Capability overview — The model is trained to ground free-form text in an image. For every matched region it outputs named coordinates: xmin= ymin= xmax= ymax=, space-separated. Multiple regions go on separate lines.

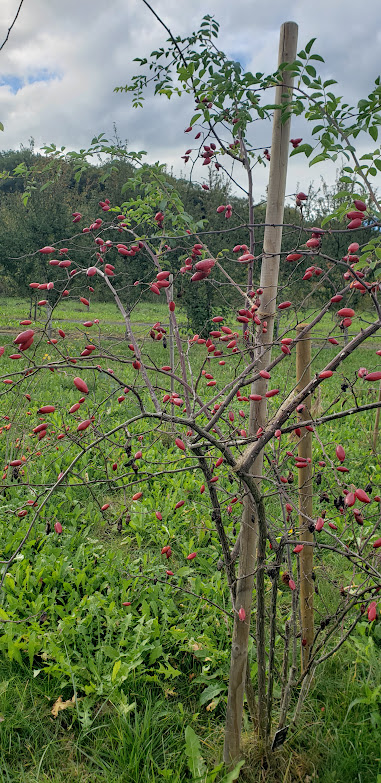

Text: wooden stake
xmin=372 ymin=379 xmax=381 ymax=453
xmin=223 ymin=21 xmax=298 ymax=764
xmin=169 ymin=274 xmax=175 ymax=425
xmin=296 ymin=324 xmax=314 ymax=672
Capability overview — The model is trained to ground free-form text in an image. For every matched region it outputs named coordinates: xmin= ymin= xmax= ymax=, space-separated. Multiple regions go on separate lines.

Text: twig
xmin=0 ymin=0 xmax=25 ymax=53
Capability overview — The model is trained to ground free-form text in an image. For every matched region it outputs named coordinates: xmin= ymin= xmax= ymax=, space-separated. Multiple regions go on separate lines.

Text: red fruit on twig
xmin=367 ymin=602 xmax=377 ymax=622
xmin=347 ymin=218 xmax=362 ymax=229
xmin=77 ymin=420 xmax=91 ymax=432
xmin=355 ymin=488 xmax=371 ymax=503
xmin=73 ymin=377 xmax=89 ymax=394
xmin=353 ymin=200 xmax=366 ymax=211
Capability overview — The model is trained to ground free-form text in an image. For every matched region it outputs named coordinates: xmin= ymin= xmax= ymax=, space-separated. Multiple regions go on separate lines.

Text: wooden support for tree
xmin=223 ymin=21 xmax=298 ymax=764
xmin=169 ymin=274 xmax=175 ymax=425
xmin=296 ymin=324 xmax=314 ymax=672
xmin=46 ymin=303 xmax=52 ymax=341
xmin=372 ymin=379 xmax=381 ymax=453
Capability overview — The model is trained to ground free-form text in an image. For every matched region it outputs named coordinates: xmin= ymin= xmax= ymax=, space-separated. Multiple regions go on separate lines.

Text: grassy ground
xmin=0 ymin=296 xmax=378 ymax=345
xmin=0 ymin=295 xmax=380 ymax=782
xmin=0 ymin=643 xmax=380 ymax=782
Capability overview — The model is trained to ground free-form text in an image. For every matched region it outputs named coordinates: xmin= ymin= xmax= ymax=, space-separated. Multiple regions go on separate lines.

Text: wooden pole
xmin=169 ymin=274 xmax=175 ymax=426
xmin=372 ymin=379 xmax=381 ymax=453
xmin=46 ymin=303 xmax=52 ymax=341
xmin=296 ymin=324 xmax=314 ymax=672
xmin=223 ymin=21 xmax=298 ymax=764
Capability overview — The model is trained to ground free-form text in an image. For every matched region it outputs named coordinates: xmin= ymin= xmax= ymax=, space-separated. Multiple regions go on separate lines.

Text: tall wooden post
xmin=46 ymin=303 xmax=52 ymax=341
xmin=169 ymin=274 xmax=175 ymax=426
xmin=223 ymin=21 xmax=298 ymax=764
xmin=296 ymin=324 xmax=314 ymax=671
xmin=372 ymin=379 xmax=381 ymax=453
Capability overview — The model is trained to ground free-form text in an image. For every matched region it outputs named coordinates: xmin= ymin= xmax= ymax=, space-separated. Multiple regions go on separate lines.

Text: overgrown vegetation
xmin=0 ymin=8 xmax=380 ymax=782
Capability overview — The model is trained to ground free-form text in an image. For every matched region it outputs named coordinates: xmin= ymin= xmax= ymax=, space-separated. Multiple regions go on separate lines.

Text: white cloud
xmin=0 ymin=0 xmax=380 ymax=201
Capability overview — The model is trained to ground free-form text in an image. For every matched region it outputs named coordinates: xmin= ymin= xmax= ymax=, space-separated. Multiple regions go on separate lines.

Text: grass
xmin=0 ymin=297 xmax=188 ymax=341
xmin=0 ymin=643 xmax=380 ymax=782
xmin=0 ymin=659 xmax=192 ymax=782
xmin=0 ymin=294 xmax=380 ymax=782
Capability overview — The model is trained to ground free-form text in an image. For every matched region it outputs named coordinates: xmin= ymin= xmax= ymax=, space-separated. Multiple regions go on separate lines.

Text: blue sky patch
xmin=0 ymin=75 xmax=23 ymax=93
xmin=28 ymin=69 xmax=59 ymax=85
xmin=228 ymin=51 xmax=250 ymax=71
xmin=0 ymin=70 xmax=59 ymax=94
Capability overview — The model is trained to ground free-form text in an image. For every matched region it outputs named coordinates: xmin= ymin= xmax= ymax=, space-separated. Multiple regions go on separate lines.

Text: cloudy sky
xmin=1 ymin=0 xmax=380 ymax=202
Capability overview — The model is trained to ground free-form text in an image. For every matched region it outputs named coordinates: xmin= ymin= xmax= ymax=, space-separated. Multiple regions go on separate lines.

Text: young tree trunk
xmin=296 ymin=325 xmax=314 ymax=671
xmin=223 ymin=21 xmax=298 ymax=765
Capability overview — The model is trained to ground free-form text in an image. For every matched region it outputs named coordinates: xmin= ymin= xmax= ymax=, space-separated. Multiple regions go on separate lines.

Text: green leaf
xmin=309 ymin=153 xmax=327 ymax=165
xmin=221 ymin=761 xmax=245 ymax=783
xmin=0 ymin=122 xmax=4 ymax=131
xmin=306 ymin=65 xmax=316 ymax=77
xmin=281 ymin=62 xmax=301 ymax=72
xmin=185 ymin=726 xmax=206 ymax=781
xmin=369 ymin=126 xmax=378 ymax=141
xmin=305 ymin=38 xmax=316 ymax=54
xmin=309 ymin=53 xmax=325 ymax=62
xmin=199 ymin=683 xmax=224 ymax=706
xmin=112 ymin=659 xmax=121 ymax=683
xmin=321 ymin=214 xmax=334 ymax=226
xmin=290 ymin=143 xmax=313 ymax=157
